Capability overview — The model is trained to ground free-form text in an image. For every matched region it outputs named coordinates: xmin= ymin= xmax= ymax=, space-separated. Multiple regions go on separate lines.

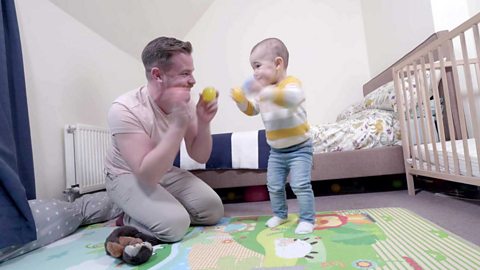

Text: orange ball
xmin=331 ymin=183 xmax=341 ymax=193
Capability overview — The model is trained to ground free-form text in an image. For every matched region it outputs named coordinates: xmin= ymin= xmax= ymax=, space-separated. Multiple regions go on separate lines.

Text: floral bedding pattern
xmin=310 ymin=81 xmax=402 ymax=153
xmin=311 ymin=109 xmax=401 ymax=153
xmin=336 ymin=81 xmax=396 ymax=122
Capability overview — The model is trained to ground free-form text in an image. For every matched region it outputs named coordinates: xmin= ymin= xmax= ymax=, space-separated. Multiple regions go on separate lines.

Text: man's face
xmin=160 ymin=52 xmax=196 ymax=105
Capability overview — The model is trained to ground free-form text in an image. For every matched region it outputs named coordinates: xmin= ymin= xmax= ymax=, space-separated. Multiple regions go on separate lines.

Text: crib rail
xmin=393 ymin=12 xmax=480 ymax=195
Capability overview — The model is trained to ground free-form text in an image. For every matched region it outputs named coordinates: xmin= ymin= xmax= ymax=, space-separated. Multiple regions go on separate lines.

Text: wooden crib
xmin=393 ymin=13 xmax=480 ymax=195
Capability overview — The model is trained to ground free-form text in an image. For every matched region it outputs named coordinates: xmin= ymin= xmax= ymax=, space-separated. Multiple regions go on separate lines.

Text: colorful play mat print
xmin=1 ymin=207 xmax=479 ymax=269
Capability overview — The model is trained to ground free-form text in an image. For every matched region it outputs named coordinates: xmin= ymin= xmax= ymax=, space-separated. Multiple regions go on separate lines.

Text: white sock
xmin=266 ymin=216 xmax=288 ymax=228
xmin=295 ymin=221 xmax=314 ymax=234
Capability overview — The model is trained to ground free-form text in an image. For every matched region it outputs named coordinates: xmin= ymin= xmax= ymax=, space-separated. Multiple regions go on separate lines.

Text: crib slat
xmin=394 ymin=72 xmax=415 ymax=195
xmin=419 ymin=57 xmax=434 ymax=171
xmin=449 ymin=36 xmax=471 ymax=175
xmin=421 ymin=55 xmax=440 ymax=172
xmin=398 ymin=70 xmax=413 ymax=166
xmin=408 ymin=61 xmax=424 ymax=169
xmin=402 ymin=67 xmax=419 ymax=170
xmin=459 ymin=32 xmax=476 ymax=176
xmin=429 ymin=51 xmax=450 ymax=173
xmin=413 ymin=58 xmax=430 ymax=169
xmin=471 ymin=24 xmax=480 ymax=173
xmin=438 ymin=45 xmax=461 ymax=172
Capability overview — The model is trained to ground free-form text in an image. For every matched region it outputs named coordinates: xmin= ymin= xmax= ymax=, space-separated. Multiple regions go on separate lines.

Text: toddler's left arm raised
xmin=230 ymin=87 xmax=259 ymax=116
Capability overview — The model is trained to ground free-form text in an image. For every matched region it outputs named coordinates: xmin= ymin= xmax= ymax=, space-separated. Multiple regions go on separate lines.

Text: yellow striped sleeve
xmin=266 ymin=122 xmax=310 ymax=141
xmin=232 ymin=87 xmax=257 ymax=116
xmin=273 ymin=88 xmax=286 ymax=107
xmin=277 ymin=76 xmax=301 ymax=90
xmin=245 ymin=102 xmax=256 ymax=116
xmin=273 ymin=76 xmax=301 ymax=106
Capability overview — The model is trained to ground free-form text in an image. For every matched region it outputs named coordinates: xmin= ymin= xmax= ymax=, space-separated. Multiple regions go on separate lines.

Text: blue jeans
xmin=267 ymin=139 xmax=315 ymax=224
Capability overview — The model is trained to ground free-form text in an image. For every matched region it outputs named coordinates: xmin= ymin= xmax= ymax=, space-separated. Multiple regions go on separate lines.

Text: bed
xmin=393 ymin=14 xmax=480 ymax=195
xmin=187 ymin=32 xmax=450 ymax=190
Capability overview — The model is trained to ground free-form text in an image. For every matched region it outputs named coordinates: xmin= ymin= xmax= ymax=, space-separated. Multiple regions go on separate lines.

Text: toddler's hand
xmin=230 ymin=87 xmax=247 ymax=104
xmin=242 ymin=76 xmax=262 ymax=94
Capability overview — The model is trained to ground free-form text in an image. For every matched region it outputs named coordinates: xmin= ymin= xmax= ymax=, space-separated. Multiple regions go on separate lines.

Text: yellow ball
xmin=202 ymin=87 xmax=217 ymax=102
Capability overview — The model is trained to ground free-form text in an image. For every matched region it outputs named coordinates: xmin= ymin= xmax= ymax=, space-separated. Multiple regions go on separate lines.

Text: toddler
xmin=231 ymin=38 xmax=315 ymax=234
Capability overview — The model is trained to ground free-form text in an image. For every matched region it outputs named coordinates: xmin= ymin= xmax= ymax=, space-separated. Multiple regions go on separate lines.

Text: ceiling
xmin=49 ymin=0 xmax=215 ymax=59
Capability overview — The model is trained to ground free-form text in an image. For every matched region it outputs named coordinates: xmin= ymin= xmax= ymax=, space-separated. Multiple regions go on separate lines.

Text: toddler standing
xmin=231 ymin=38 xmax=315 ymax=234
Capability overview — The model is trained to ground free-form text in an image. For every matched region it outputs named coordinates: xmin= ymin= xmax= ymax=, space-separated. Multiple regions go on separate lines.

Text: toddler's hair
xmin=251 ymin=38 xmax=289 ymax=68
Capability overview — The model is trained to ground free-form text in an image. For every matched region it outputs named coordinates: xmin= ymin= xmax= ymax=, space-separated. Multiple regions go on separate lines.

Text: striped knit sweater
xmin=232 ymin=76 xmax=310 ymax=149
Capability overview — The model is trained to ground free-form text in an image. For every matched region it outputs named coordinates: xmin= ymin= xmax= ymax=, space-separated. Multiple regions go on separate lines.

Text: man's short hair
xmin=141 ymin=37 xmax=192 ymax=79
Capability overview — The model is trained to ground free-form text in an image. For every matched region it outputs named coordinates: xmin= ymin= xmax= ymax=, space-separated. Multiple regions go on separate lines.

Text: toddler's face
xmin=249 ymin=47 xmax=278 ymax=87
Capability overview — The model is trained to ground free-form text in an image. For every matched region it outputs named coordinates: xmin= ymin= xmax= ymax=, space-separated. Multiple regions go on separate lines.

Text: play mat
xmin=1 ymin=207 xmax=479 ymax=269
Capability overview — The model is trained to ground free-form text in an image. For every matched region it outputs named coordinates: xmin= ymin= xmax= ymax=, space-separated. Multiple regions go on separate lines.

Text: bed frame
xmin=193 ymin=31 xmax=450 ymax=190
xmin=393 ymin=14 xmax=480 ymax=195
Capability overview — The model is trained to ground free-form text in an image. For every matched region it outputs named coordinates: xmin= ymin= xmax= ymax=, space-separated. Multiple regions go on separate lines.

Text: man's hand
xmin=196 ymin=92 xmax=218 ymax=124
xmin=170 ymin=102 xmax=192 ymax=130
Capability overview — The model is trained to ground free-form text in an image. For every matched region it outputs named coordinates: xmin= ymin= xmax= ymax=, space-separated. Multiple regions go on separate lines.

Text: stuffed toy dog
xmin=105 ymin=226 xmax=161 ymax=265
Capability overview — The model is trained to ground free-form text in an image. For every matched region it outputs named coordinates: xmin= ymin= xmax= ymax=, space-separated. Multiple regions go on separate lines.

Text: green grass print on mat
xmin=2 ymin=207 xmax=479 ymax=270
xmin=132 ymin=207 xmax=480 ymax=269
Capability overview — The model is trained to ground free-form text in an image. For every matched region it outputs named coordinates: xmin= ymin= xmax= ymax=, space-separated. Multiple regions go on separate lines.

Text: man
xmin=104 ymin=37 xmax=223 ymax=242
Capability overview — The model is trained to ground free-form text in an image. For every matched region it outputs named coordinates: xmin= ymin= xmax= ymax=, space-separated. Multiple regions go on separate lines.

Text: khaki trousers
xmin=105 ymin=167 xmax=224 ymax=242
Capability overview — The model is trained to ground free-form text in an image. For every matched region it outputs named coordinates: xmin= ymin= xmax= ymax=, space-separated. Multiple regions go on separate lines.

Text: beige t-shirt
xmin=104 ymin=85 xmax=191 ymax=177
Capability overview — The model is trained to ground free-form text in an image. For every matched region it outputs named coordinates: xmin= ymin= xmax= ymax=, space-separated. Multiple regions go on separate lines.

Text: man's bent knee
xmin=152 ymin=213 xmax=190 ymax=242
xmin=203 ymin=200 xmax=224 ymax=225
xmin=192 ymin=196 xmax=224 ymax=225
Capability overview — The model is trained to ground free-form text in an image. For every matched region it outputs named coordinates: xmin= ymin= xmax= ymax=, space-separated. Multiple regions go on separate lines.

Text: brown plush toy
xmin=105 ymin=226 xmax=161 ymax=265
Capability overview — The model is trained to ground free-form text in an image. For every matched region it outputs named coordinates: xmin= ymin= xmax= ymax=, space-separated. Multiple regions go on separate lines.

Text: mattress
xmin=409 ymin=138 xmax=480 ymax=177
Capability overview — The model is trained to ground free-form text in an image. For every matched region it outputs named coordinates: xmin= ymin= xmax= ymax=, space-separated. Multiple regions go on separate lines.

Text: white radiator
xmin=64 ymin=124 xmax=110 ymax=194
